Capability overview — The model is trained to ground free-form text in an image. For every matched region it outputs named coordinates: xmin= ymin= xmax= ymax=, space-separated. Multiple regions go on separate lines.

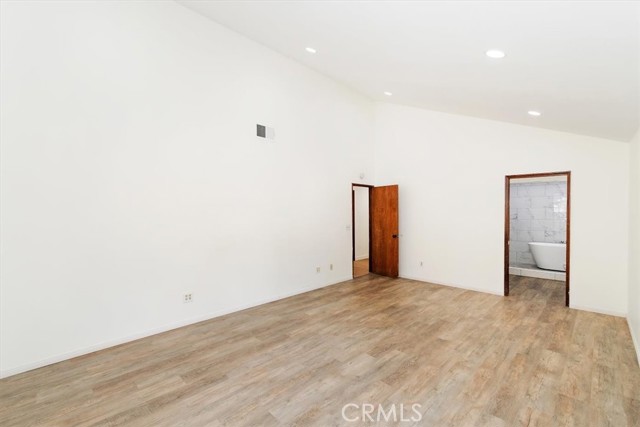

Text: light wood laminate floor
xmin=1 ymin=275 xmax=638 ymax=426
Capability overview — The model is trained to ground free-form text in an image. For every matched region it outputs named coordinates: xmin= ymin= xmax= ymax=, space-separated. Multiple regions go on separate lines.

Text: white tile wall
xmin=509 ymin=181 xmax=567 ymax=268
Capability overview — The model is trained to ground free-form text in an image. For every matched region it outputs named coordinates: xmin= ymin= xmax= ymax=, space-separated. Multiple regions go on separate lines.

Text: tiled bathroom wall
xmin=509 ymin=181 xmax=567 ymax=267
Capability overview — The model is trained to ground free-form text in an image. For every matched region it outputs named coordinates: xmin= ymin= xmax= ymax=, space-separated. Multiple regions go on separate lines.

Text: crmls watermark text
xmin=341 ymin=403 xmax=422 ymax=423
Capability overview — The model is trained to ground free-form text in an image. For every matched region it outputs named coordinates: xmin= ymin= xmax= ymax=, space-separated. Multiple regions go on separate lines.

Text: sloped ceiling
xmin=179 ymin=1 xmax=640 ymax=142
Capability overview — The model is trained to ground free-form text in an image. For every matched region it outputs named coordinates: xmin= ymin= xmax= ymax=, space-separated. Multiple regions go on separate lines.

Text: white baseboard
xmin=399 ymin=276 xmax=630 ymax=320
xmin=0 ymin=275 xmax=352 ymax=379
xmin=398 ymin=274 xmax=504 ymax=296
xmin=568 ymin=304 xmax=627 ymax=318
xmin=5 ymin=274 xmax=632 ymax=378
xmin=355 ymin=254 xmax=369 ymax=261
xmin=627 ymin=318 xmax=640 ymax=367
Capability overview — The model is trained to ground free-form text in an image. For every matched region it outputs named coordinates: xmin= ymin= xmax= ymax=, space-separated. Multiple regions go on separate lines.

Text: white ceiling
xmin=178 ymin=1 xmax=640 ymax=142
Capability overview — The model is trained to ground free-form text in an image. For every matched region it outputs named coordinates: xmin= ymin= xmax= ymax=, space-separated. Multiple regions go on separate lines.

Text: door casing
xmin=352 ymin=184 xmax=373 ymax=276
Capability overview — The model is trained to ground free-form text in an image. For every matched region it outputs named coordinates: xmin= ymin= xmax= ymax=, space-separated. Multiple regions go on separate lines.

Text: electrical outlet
xmin=316 ymin=267 xmax=321 ymax=273
xmin=420 ymin=261 xmax=423 ymax=267
xmin=330 ymin=264 xmax=333 ymax=271
xmin=183 ymin=293 xmax=193 ymax=303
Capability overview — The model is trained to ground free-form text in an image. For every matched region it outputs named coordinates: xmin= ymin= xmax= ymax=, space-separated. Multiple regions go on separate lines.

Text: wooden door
xmin=370 ymin=185 xmax=399 ymax=277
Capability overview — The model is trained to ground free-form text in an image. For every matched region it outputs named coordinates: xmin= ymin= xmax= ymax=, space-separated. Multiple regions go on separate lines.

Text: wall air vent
xmin=256 ymin=124 xmax=275 ymax=141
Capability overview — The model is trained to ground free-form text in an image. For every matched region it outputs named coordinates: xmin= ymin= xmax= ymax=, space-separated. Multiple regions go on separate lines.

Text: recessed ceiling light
xmin=305 ymin=47 xmax=317 ymax=54
xmin=528 ymin=110 xmax=542 ymax=117
xmin=486 ymin=49 xmax=506 ymax=59
xmin=384 ymin=91 xmax=392 ymax=96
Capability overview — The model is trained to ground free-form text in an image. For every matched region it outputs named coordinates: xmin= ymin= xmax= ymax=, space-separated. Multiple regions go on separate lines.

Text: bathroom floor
xmin=509 ymin=273 xmax=565 ymax=305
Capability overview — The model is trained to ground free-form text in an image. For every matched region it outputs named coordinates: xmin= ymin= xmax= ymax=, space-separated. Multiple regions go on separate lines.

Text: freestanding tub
xmin=528 ymin=242 xmax=566 ymax=271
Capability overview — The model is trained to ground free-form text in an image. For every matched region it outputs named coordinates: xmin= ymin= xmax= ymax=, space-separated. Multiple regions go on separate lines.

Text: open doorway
xmin=504 ymin=171 xmax=571 ymax=306
xmin=352 ymin=184 xmax=371 ymax=277
xmin=351 ymin=183 xmax=399 ymax=279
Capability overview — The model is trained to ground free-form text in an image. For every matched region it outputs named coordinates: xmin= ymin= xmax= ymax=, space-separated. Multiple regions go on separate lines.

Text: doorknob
xmin=392 ymin=234 xmax=398 ymax=238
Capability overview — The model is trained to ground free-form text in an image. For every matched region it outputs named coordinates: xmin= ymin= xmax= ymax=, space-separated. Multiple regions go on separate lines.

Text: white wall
xmin=509 ymin=181 xmax=567 ymax=267
xmin=1 ymin=0 xmax=636 ymax=379
xmin=629 ymin=125 xmax=640 ymax=362
xmin=0 ymin=1 xmax=374 ymax=377
xmin=628 ymin=14 xmax=640 ymax=365
xmin=354 ymin=186 xmax=369 ymax=260
xmin=374 ymin=103 xmax=630 ymax=315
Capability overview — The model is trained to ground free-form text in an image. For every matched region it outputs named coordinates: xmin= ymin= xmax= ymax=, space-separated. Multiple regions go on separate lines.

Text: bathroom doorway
xmin=352 ymin=184 xmax=371 ymax=277
xmin=504 ymin=171 xmax=571 ymax=306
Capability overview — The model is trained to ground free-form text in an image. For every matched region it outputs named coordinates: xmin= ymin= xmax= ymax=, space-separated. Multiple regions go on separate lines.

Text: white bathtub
xmin=528 ymin=242 xmax=566 ymax=271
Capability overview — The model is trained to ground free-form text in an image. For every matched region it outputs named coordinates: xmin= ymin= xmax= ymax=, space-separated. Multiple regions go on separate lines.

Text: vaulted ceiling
xmin=179 ymin=1 xmax=639 ymax=142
